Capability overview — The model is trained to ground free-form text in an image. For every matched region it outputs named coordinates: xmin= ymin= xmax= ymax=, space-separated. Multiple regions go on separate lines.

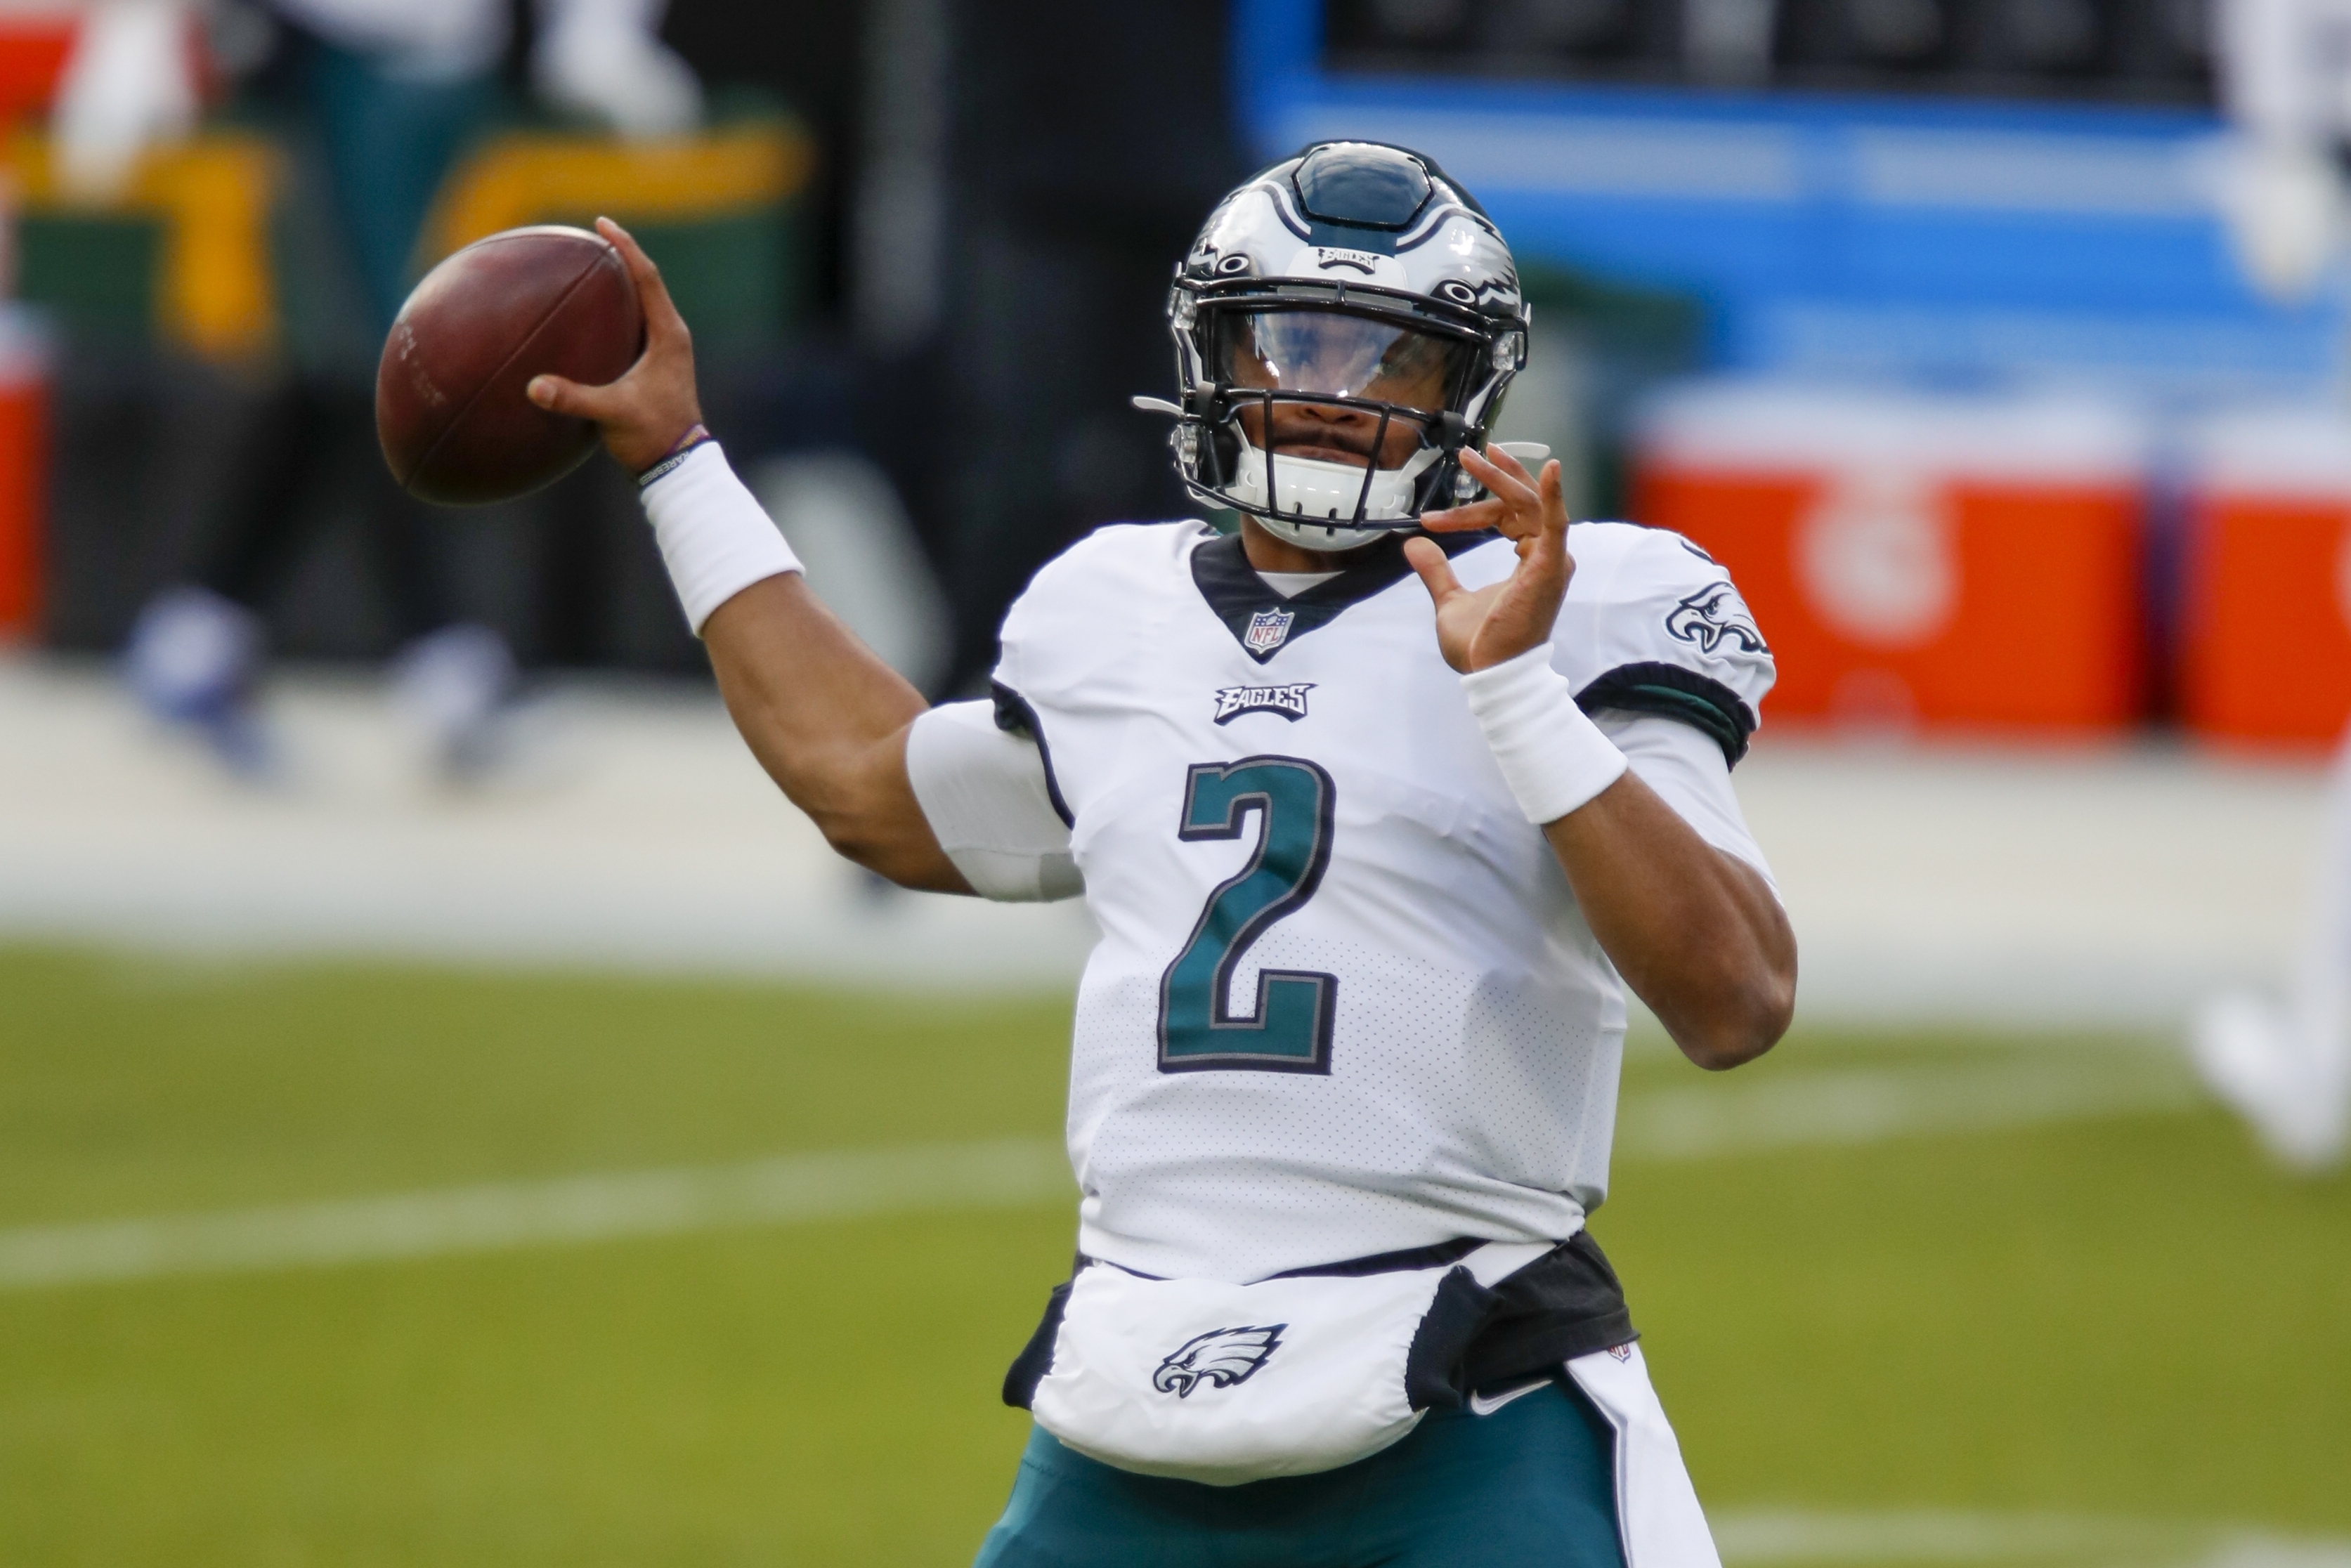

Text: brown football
xmin=376 ymin=226 xmax=644 ymax=506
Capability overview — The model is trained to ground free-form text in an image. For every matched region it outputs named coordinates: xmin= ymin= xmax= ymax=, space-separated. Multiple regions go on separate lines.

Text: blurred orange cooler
xmin=2180 ymin=407 xmax=2351 ymax=748
xmin=0 ymin=10 xmax=63 ymax=643
xmin=1629 ymin=382 xmax=2147 ymax=733
xmin=0 ymin=11 xmax=76 ymax=124
xmin=0 ymin=307 xmax=44 ymax=642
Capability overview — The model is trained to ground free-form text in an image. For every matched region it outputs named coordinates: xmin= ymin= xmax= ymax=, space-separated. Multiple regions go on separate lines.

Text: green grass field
xmin=1 ymin=946 xmax=2345 ymax=1566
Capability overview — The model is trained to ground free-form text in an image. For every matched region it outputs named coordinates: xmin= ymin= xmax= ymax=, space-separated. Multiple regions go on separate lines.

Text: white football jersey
xmin=951 ymin=520 xmax=1774 ymax=1283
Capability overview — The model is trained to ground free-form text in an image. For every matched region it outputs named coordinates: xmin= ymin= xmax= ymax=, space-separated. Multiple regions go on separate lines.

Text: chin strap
xmin=1130 ymin=388 xmax=1488 ymax=531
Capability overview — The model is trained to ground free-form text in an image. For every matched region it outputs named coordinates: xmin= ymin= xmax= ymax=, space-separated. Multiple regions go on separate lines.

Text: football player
xmin=2210 ymin=0 xmax=2351 ymax=303
xmin=2192 ymin=738 xmax=2351 ymax=1171
xmin=72 ymin=0 xmax=699 ymax=778
xmin=529 ymin=143 xmax=1796 ymax=1566
xmin=2168 ymin=0 xmax=2351 ymax=1169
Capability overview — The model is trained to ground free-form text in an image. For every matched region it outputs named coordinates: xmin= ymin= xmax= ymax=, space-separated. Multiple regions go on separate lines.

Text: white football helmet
xmin=1137 ymin=141 xmax=1529 ymax=551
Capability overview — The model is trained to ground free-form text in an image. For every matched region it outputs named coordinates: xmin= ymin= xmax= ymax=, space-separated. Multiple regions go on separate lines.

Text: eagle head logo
xmin=1665 ymin=583 xmax=1767 ymax=658
xmin=1151 ymin=1324 xmax=1286 ymax=1398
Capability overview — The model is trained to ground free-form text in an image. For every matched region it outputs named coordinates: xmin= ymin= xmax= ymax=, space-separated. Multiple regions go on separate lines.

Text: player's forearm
xmin=617 ymin=431 xmax=964 ymax=887
xmin=1542 ymin=773 xmax=1795 ymax=1070
xmin=701 ymin=576 xmax=970 ymax=892
xmin=1452 ymin=644 xmax=1790 ymax=1067
xmin=528 ymin=226 xmax=961 ymax=890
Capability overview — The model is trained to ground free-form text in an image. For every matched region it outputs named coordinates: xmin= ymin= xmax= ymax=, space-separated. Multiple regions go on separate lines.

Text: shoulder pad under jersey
xmin=1556 ymin=522 xmax=1775 ymax=766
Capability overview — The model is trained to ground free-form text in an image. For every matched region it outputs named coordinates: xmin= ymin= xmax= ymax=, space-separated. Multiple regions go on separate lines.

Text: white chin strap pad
xmin=1258 ymin=515 xmax=1388 ymax=552
xmin=1229 ymin=436 xmax=1440 ymax=551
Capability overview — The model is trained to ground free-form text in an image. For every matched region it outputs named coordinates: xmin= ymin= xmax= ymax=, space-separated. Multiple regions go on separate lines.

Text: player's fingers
xmin=1419 ymin=497 xmax=1506 ymax=533
xmin=526 ymin=373 xmax=620 ymax=419
xmin=1468 ymin=497 xmax=1541 ymax=543
xmin=1459 ymin=445 xmax=1537 ymax=506
xmin=1521 ymin=508 xmax=1568 ymax=579
xmin=597 ymin=216 xmax=689 ymax=347
xmin=1516 ymin=463 xmax=1575 ymax=584
xmin=1457 ymin=448 xmax=1540 ymax=537
xmin=1402 ymin=536 xmax=1464 ymax=606
xmin=1482 ymin=442 xmax=1535 ymax=487
xmin=596 ymin=218 xmax=667 ymax=312
xmin=1535 ymin=460 xmax=1570 ymax=547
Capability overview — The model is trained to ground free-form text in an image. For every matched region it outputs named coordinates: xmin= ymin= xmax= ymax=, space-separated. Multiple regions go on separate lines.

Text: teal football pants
xmin=972 ymin=1378 xmax=1629 ymax=1567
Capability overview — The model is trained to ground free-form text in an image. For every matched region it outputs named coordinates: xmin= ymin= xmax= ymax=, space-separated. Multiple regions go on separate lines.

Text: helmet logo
xmin=1284 ymin=244 xmax=1406 ymax=286
xmin=1243 ymin=607 xmax=1297 ymax=655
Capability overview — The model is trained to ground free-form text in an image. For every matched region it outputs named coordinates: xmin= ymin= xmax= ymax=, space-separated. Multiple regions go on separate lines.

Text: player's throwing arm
xmin=526 ymin=219 xmax=970 ymax=894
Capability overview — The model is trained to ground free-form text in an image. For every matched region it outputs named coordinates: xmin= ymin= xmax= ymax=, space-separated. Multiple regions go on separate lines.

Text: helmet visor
xmin=1213 ymin=309 xmax=1473 ymax=417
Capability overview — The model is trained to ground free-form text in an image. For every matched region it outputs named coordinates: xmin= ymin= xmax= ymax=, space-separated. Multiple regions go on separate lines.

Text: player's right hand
xmin=526 ymin=217 xmax=705 ymax=474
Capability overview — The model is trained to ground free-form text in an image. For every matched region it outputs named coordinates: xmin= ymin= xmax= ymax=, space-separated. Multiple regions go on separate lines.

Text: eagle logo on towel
xmin=1152 ymin=1325 xmax=1286 ymax=1398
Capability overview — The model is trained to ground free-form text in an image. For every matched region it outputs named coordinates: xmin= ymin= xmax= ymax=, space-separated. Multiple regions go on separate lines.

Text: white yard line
xmin=1712 ymin=1508 xmax=2351 ymax=1567
xmin=1617 ymin=1056 xmax=2201 ymax=1162
xmin=0 ymin=1138 xmax=1072 ymax=1293
xmin=0 ymin=1057 xmax=2204 ymax=1295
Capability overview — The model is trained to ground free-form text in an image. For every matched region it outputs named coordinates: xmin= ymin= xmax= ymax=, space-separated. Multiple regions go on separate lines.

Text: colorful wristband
xmin=636 ymin=423 xmax=714 ymax=489
xmin=637 ymin=441 xmax=803 ymax=635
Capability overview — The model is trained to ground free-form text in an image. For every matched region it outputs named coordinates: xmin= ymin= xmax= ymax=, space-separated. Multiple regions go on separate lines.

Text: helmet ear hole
xmin=1436 ymin=280 xmax=1476 ymax=305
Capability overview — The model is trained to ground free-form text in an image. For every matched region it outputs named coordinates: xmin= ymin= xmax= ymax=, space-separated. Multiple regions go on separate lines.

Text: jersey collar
xmin=1190 ymin=527 xmax=1496 ymax=665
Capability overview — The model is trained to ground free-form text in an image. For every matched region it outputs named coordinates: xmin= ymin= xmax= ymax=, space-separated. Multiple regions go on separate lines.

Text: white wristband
xmin=637 ymin=441 xmax=802 ymax=635
xmin=1460 ymin=645 xmax=1628 ymax=825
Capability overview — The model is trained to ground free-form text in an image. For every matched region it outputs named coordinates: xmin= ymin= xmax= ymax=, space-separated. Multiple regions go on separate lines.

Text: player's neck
xmin=1237 ymin=517 xmax=1382 ymax=577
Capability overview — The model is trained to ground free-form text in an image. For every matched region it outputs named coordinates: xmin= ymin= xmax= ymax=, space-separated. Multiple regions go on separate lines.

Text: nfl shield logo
xmin=1244 ymin=607 xmax=1296 ymax=655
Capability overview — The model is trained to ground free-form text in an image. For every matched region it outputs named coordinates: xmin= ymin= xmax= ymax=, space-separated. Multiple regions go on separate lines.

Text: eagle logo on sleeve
xmin=1152 ymin=1324 xmax=1286 ymax=1397
xmin=1665 ymin=582 xmax=1768 ymax=657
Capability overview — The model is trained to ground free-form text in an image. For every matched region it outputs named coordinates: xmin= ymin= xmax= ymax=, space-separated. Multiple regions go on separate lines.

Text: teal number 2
xmin=1157 ymin=757 xmax=1339 ymax=1074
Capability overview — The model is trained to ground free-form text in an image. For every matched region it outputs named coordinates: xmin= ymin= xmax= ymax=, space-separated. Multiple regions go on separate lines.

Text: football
xmin=375 ymin=225 xmax=645 ymax=506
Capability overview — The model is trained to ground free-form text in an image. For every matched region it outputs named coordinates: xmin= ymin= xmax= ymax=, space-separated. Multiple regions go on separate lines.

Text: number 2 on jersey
xmin=1157 ymin=757 xmax=1339 ymax=1074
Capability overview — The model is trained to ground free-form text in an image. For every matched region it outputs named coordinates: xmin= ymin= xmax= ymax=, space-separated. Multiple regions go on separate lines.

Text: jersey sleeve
xmin=1566 ymin=528 xmax=1776 ymax=767
xmin=1594 ymin=712 xmax=1776 ymax=890
xmin=903 ymin=700 xmax=1082 ymax=903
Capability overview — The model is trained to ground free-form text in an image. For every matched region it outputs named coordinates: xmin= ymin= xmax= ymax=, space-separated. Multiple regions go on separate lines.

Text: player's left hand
xmin=1405 ymin=445 xmax=1575 ymax=672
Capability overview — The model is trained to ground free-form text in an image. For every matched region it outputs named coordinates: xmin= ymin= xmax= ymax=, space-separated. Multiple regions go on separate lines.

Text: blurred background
xmin=0 ymin=1 xmax=2346 ymax=1564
